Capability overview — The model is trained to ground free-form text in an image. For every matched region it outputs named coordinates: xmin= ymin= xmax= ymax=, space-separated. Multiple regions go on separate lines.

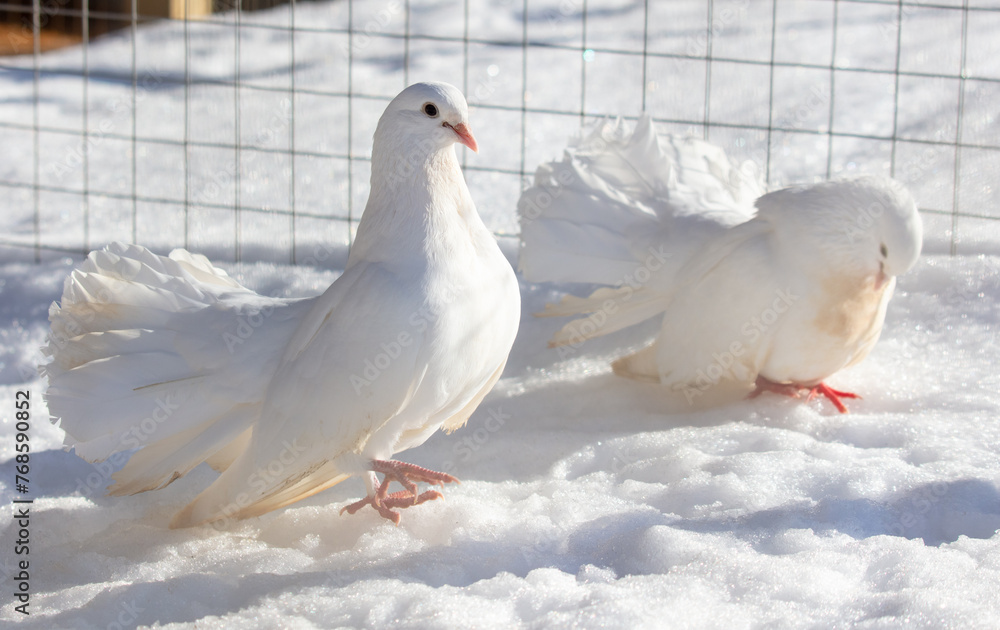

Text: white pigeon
xmin=42 ymin=81 xmax=521 ymax=527
xmin=518 ymin=115 xmax=922 ymax=412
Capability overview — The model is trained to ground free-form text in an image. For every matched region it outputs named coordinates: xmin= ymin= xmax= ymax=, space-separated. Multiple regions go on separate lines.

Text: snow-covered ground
xmin=1 ymin=1 xmax=999 ymax=628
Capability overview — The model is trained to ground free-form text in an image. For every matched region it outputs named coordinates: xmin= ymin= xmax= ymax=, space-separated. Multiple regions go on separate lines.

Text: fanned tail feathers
xmin=538 ymin=286 xmax=670 ymax=347
xmin=518 ymin=116 xmax=666 ymax=286
xmin=41 ymin=242 xmax=302 ymax=498
xmin=519 ymin=115 xmax=762 ymax=345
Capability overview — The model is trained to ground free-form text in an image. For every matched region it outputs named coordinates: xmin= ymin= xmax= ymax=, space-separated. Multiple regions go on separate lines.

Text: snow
xmin=1 ymin=1 xmax=999 ymax=628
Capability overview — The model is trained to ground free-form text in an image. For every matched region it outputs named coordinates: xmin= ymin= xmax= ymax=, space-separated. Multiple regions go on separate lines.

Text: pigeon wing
xmin=168 ymin=261 xmax=437 ymax=527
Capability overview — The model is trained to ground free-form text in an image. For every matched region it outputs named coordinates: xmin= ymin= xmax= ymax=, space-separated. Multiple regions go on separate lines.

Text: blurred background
xmin=0 ymin=0 xmax=997 ymax=266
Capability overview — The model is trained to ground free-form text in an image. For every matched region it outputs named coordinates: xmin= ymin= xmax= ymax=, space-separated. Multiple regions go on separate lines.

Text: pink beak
xmin=445 ymin=122 xmax=478 ymax=153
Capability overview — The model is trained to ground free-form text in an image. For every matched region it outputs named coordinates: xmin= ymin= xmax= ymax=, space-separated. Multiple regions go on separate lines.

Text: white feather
xmin=518 ymin=115 xmax=922 ymax=409
xmin=43 ymin=82 xmax=520 ymax=526
xmin=43 ymin=242 xmax=310 ymax=481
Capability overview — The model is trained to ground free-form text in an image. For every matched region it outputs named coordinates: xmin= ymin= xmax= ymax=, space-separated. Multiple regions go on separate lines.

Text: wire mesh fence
xmin=0 ymin=0 xmax=997 ymax=266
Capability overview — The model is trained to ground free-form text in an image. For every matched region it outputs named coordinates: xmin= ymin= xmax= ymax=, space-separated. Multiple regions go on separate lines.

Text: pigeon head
xmin=374 ymin=82 xmax=478 ymax=160
xmin=758 ymin=176 xmax=922 ymax=288
xmin=863 ymin=178 xmax=922 ymax=281
xmin=831 ymin=176 xmax=922 ymax=288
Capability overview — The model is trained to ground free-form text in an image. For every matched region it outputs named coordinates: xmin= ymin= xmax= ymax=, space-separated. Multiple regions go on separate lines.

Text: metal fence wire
xmin=0 ymin=0 xmax=997 ymax=266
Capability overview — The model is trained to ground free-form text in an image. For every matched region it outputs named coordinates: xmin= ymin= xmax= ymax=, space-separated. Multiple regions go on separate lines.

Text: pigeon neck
xmin=348 ymin=138 xmax=471 ymax=268
xmin=370 ymin=130 xmax=464 ymax=194
xmin=369 ymin=134 xmax=466 ymax=214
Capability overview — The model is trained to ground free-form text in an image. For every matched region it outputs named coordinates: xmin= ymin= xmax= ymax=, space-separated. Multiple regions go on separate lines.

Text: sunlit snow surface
xmin=1 ymin=1 xmax=999 ymax=628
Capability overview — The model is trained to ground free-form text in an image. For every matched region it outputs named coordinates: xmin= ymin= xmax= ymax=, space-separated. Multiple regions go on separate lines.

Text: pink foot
xmin=340 ymin=489 xmax=444 ymax=525
xmin=747 ymin=376 xmax=803 ymax=400
xmin=748 ymin=375 xmax=860 ymax=414
xmin=340 ymin=460 xmax=459 ymax=524
xmin=805 ymin=382 xmax=860 ymax=414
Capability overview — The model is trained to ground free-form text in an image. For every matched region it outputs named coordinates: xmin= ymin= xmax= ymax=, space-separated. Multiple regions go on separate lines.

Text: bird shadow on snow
xmin=406 ymin=279 xmax=780 ymax=483
xmin=23 ymin=515 xmax=678 ymax=630
xmin=439 ymin=357 xmax=1000 ymax=547
xmin=661 ymin=477 xmax=1000 ymax=549
xmin=0 ymin=447 xmax=114 ymax=500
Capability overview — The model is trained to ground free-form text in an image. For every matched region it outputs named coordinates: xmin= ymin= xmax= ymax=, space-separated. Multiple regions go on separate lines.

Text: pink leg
xmin=747 ymin=376 xmax=804 ymax=400
xmin=371 ymin=460 xmax=459 ymax=505
xmin=340 ymin=460 xmax=459 ymax=524
xmin=805 ymin=382 xmax=861 ymax=414
xmin=748 ymin=375 xmax=860 ymax=413
xmin=340 ymin=489 xmax=445 ymax=525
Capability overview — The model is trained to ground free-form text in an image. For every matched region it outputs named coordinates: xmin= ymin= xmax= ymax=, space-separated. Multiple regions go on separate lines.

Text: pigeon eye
xmin=879 ymin=243 xmax=888 ymax=258
xmin=422 ymin=103 xmax=439 ymax=118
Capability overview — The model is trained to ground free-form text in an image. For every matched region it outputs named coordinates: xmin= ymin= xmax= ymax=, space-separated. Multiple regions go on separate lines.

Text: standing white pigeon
xmin=518 ymin=115 xmax=921 ymax=412
xmin=42 ymin=81 xmax=520 ymax=527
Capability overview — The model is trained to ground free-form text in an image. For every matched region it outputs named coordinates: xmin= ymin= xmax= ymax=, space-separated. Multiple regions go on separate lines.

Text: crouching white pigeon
xmin=42 ymin=81 xmax=520 ymax=527
xmin=518 ymin=115 xmax=921 ymax=412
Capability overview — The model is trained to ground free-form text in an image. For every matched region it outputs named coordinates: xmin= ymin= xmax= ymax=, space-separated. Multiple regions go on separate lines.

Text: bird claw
xmin=805 ymin=382 xmax=860 ymax=413
xmin=748 ymin=376 xmax=860 ymax=413
xmin=340 ymin=460 xmax=458 ymax=524
xmin=747 ymin=378 xmax=803 ymax=400
xmin=371 ymin=459 xmax=459 ymax=505
xmin=340 ymin=489 xmax=445 ymax=525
